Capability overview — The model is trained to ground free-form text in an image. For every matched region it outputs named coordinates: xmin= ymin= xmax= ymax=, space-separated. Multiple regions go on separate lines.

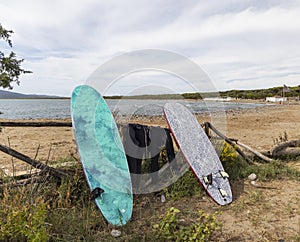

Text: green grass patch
xmin=0 ymin=148 xmax=299 ymax=241
xmin=222 ymin=155 xmax=300 ymax=181
xmin=220 ymin=141 xmax=300 ymax=180
xmin=164 ymin=170 xmax=205 ymax=200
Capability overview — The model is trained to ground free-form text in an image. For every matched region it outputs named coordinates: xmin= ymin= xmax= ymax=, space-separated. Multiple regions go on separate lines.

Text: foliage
xmin=219 ymin=142 xmax=238 ymax=163
xmin=219 ymin=141 xmax=300 ymax=180
xmin=106 ymin=85 xmax=300 ymax=100
xmin=44 ymin=171 xmax=107 ymax=241
xmin=219 ymin=141 xmax=246 ymax=180
xmin=219 ymin=85 xmax=300 ymax=99
xmin=0 ymin=23 xmax=31 ymax=89
xmin=241 ymin=161 xmax=300 ymax=181
xmin=221 ymin=149 xmax=300 ymax=181
xmin=0 ymin=151 xmax=298 ymax=241
xmin=182 ymin=92 xmax=202 ymax=99
xmin=0 ymin=171 xmax=107 ymax=242
xmin=0 ymin=187 xmax=48 ymax=242
xmin=164 ymin=170 xmax=204 ymax=200
xmin=153 ymin=207 xmax=222 ymax=242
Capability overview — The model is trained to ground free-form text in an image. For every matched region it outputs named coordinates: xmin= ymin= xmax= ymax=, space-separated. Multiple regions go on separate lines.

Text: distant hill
xmin=0 ymin=90 xmax=67 ymax=99
xmin=105 ymin=85 xmax=300 ymax=100
xmin=219 ymin=85 xmax=300 ymax=99
xmin=3 ymin=85 xmax=297 ymax=100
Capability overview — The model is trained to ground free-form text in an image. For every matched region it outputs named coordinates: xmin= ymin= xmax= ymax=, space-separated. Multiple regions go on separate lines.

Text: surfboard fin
xmin=91 ymin=187 xmax=105 ymax=200
xmin=219 ymin=171 xmax=229 ymax=179
xmin=218 ymin=188 xmax=227 ymax=197
xmin=203 ymin=174 xmax=213 ymax=185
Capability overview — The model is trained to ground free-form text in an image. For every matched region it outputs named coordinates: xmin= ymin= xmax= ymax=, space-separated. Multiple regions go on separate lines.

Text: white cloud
xmin=1 ymin=0 xmax=300 ymax=95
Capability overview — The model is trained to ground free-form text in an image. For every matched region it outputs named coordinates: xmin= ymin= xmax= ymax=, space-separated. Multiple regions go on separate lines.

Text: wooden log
xmin=0 ymin=121 xmax=72 ymax=127
xmin=235 ymin=141 xmax=273 ymax=163
xmin=0 ymin=144 xmax=69 ymax=179
xmin=204 ymin=122 xmax=253 ymax=163
xmin=271 ymin=139 xmax=300 ymax=158
xmin=203 ymin=122 xmax=211 ymax=139
xmin=205 ymin=122 xmax=274 ymax=163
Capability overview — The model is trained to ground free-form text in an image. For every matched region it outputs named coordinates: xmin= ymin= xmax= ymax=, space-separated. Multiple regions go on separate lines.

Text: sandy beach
xmin=0 ymin=102 xmax=299 ymax=241
xmin=0 ymin=103 xmax=299 ymax=171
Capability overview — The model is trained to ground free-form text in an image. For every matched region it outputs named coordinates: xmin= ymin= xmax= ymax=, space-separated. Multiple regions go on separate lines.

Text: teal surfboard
xmin=71 ymin=85 xmax=133 ymax=226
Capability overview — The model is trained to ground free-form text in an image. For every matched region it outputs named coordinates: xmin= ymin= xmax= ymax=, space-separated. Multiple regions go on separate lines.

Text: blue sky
xmin=0 ymin=0 xmax=300 ymax=96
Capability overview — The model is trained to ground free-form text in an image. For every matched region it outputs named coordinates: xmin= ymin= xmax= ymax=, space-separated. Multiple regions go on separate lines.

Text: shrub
xmin=219 ymin=142 xmax=238 ymax=163
xmin=0 ymin=188 xmax=48 ymax=242
xmin=164 ymin=170 xmax=204 ymax=200
xmin=154 ymin=207 xmax=222 ymax=241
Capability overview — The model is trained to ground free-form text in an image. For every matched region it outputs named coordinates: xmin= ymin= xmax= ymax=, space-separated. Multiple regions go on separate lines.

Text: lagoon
xmin=0 ymin=99 xmax=268 ymax=120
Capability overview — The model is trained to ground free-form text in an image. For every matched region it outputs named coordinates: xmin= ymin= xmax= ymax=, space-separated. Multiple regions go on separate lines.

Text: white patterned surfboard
xmin=164 ymin=102 xmax=232 ymax=205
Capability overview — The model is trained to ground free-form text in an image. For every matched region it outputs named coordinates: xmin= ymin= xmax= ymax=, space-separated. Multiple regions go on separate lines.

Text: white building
xmin=266 ymin=96 xmax=287 ymax=102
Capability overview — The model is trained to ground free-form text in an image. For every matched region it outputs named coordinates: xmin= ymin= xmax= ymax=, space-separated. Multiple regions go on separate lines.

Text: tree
xmin=0 ymin=24 xmax=31 ymax=89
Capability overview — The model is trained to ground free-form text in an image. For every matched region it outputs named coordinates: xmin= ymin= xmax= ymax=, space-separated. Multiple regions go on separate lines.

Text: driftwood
xmin=0 ymin=121 xmax=72 ymax=127
xmin=204 ymin=122 xmax=274 ymax=163
xmin=248 ymin=181 xmax=277 ymax=189
xmin=235 ymin=141 xmax=273 ymax=162
xmin=271 ymin=139 xmax=300 ymax=158
xmin=0 ymin=144 xmax=69 ymax=179
xmin=203 ymin=122 xmax=211 ymax=139
xmin=204 ymin=122 xmax=253 ymax=163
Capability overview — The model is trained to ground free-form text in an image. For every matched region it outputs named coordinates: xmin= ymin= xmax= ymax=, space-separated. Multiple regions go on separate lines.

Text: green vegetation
xmin=0 ymin=24 xmax=31 ymax=89
xmin=0 ymin=170 xmax=107 ymax=241
xmin=223 ymin=156 xmax=300 ymax=181
xmin=220 ymin=85 xmax=300 ymax=99
xmin=220 ymin=140 xmax=300 ymax=181
xmin=153 ymin=207 xmax=222 ymax=241
xmin=0 ymin=188 xmax=48 ymax=241
xmin=104 ymin=85 xmax=300 ymax=100
xmin=0 ymin=145 xmax=299 ymax=241
xmin=164 ymin=170 xmax=204 ymax=200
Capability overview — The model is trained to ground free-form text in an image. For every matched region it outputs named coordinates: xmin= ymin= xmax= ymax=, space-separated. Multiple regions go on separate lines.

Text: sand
xmin=0 ymin=103 xmax=299 ymax=171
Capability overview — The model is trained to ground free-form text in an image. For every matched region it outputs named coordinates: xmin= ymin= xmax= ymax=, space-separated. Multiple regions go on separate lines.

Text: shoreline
xmin=0 ymin=101 xmax=282 ymax=122
xmin=0 ymin=98 xmax=292 ymax=121
xmin=0 ymin=104 xmax=299 ymax=169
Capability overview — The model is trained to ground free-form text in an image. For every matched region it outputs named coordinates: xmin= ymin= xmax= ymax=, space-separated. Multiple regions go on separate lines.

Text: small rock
xmin=250 ymin=180 xmax=256 ymax=186
xmin=161 ymin=194 xmax=166 ymax=203
xmin=111 ymin=229 xmax=121 ymax=237
xmin=248 ymin=173 xmax=257 ymax=181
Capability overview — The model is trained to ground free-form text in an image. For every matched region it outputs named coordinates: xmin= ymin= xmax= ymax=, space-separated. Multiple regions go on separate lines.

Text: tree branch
xmin=0 ymin=144 xmax=69 ymax=179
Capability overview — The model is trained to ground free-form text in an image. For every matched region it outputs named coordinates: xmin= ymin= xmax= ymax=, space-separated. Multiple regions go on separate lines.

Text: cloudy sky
xmin=0 ymin=0 xmax=300 ymax=96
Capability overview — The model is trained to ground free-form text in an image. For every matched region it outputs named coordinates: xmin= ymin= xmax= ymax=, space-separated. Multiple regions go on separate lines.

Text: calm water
xmin=0 ymin=99 xmax=267 ymax=120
